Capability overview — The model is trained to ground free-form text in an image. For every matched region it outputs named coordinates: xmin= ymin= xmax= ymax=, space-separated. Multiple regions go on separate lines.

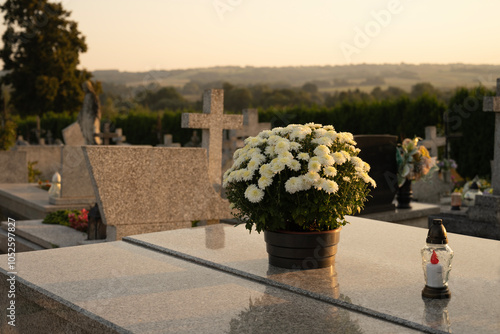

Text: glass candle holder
xmin=421 ymin=219 xmax=453 ymax=299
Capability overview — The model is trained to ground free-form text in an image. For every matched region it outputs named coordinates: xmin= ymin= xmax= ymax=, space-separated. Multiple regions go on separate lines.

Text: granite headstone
xmin=83 ymin=146 xmax=232 ymax=240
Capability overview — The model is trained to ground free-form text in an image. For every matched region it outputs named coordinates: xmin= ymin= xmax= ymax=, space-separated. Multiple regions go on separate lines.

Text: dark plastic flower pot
xmin=264 ymin=228 xmax=341 ymax=269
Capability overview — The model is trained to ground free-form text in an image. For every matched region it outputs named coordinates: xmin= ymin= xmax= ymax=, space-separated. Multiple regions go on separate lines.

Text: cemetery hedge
xmin=447 ymin=86 xmax=494 ymax=178
xmin=13 ymin=87 xmax=494 ymax=179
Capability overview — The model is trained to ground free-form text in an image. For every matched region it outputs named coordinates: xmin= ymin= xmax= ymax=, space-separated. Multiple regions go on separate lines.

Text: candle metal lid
xmin=426 ymin=219 xmax=449 ymax=244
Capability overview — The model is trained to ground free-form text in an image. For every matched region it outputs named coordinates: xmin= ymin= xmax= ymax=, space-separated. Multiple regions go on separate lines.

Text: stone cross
xmin=231 ymin=109 xmax=271 ymax=139
xmin=99 ymin=123 xmax=126 ymax=145
xmin=182 ymin=89 xmax=243 ymax=188
xmin=483 ymin=78 xmax=500 ymax=195
xmin=419 ymin=126 xmax=446 ymax=157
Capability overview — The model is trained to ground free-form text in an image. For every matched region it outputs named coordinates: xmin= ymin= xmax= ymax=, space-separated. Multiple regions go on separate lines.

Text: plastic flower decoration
xmin=68 ymin=209 xmax=89 ymax=232
xmin=396 ymin=137 xmax=438 ymax=187
xmin=223 ymin=123 xmax=376 ymax=233
xmin=437 ymin=159 xmax=457 ymax=172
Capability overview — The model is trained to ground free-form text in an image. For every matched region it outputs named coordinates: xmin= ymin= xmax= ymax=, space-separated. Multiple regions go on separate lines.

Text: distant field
xmin=93 ymin=64 xmax=500 ymax=92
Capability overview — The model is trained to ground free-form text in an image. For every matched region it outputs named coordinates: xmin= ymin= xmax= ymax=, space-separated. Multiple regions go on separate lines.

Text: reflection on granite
xmin=423 ymin=299 xmax=451 ymax=333
xmin=126 ymin=217 xmax=500 ymax=334
xmin=267 ymin=265 xmax=340 ymax=299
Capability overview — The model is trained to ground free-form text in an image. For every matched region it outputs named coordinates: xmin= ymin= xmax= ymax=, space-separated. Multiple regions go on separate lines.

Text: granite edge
xmin=0 ymin=268 xmax=133 ymax=334
xmin=81 ymin=146 xmax=107 ymax=226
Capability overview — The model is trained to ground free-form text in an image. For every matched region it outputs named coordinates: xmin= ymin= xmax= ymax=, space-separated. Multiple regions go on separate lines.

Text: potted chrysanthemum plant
xmin=223 ymin=123 xmax=376 ymax=269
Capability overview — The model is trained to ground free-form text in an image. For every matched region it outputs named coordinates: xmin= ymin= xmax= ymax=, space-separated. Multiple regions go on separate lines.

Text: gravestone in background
xmin=62 ymin=122 xmax=86 ymax=146
xmin=0 ymin=151 xmax=28 ymax=183
xmin=83 ymin=146 xmax=232 ymax=241
xmin=12 ymin=146 xmax=62 ymax=181
xmin=49 ymin=146 xmax=95 ymax=206
xmin=355 ymin=135 xmax=398 ymax=214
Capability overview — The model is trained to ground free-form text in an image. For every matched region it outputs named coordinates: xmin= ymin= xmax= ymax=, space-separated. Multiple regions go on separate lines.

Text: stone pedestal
xmin=467 ymin=194 xmax=500 ymax=224
xmin=429 ymin=194 xmax=500 ymax=240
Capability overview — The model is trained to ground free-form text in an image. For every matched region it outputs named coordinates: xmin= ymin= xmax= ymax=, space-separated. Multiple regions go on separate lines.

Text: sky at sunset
xmin=2 ymin=0 xmax=500 ymax=72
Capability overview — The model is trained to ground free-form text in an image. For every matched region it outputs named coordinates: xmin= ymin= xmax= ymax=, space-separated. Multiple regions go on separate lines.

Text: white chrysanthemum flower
xmin=323 ymin=166 xmax=337 ymax=177
xmin=314 ymin=128 xmax=327 ymax=138
xmin=324 ymin=125 xmax=334 ymax=131
xmin=290 ymin=127 xmax=312 ymax=140
xmin=297 ymin=152 xmax=310 ymax=161
xmin=251 ymin=153 xmax=266 ymax=165
xmin=232 ymin=170 xmax=244 ymax=182
xmin=270 ymin=158 xmax=286 ymax=173
xmin=325 ymin=130 xmax=338 ymax=142
xmin=275 ymin=139 xmax=290 ymax=154
xmin=267 ymin=135 xmax=281 ymax=145
xmin=298 ymin=175 xmax=312 ymax=190
xmin=289 ymin=142 xmax=301 ymax=151
xmin=363 ymin=162 xmax=371 ymax=172
xmin=244 ymin=136 xmax=262 ymax=147
xmin=223 ymin=168 xmax=232 ymax=180
xmin=234 ymin=154 xmax=249 ymax=168
xmin=271 ymin=127 xmax=284 ymax=135
xmin=246 ymin=159 xmax=259 ymax=171
xmin=265 ymin=145 xmax=276 ymax=157
xmin=350 ymin=156 xmax=363 ymax=168
xmin=285 ymin=177 xmax=303 ymax=194
xmin=278 ymin=155 xmax=293 ymax=167
xmin=338 ymin=132 xmax=356 ymax=145
xmin=359 ymin=172 xmax=377 ymax=188
xmin=314 ymin=145 xmax=330 ymax=157
xmin=340 ymin=150 xmax=351 ymax=161
xmin=306 ymin=122 xmax=322 ymax=129
xmin=320 ymin=154 xmax=335 ymax=166
xmin=280 ymin=125 xmax=295 ymax=134
xmin=258 ymin=130 xmax=272 ymax=138
xmin=233 ymin=148 xmax=242 ymax=160
xmin=279 ymin=151 xmax=293 ymax=159
xmin=258 ymin=175 xmax=273 ymax=189
xmin=288 ymin=159 xmax=301 ymax=171
xmin=322 ymin=179 xmax=339 ymax=194
xmin=308 ymin=157 xmax=322 ymax=172
xmin=343 ymin=176 xmax=351 ymax=182
xmin=259 ymin=163 xmax=273 ymax=177
xmin=247 ymin=147 xmax=261 ymax=156
xmin=304 ymin=171 xmax=320 ymax=184
xmin=312 ymin=136 xmax=333 ymax=146
xmin=245 ymin=184 xmax=264 ymax=203
xmin=332 ymin=152 xmax=347 ymax=164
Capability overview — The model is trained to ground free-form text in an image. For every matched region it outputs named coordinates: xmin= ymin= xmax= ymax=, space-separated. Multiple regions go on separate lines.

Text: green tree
xmin=0 ymin=0 xmax=90 ymax=116
xmin=135 ymin=87 xmax=188 ymax=111
xmin=0 ymin=86 xmax=16 ymax=150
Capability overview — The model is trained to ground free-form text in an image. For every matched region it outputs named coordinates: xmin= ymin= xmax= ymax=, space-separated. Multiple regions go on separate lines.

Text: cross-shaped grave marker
xmin=231 ymin=109 xmax=271 ymax=139
xmin=419 ymin=126 xmax=446 ymax=157
xmin=99 ymin=123 xmax=126 ymax=145
xmin=182 ymin=89 xmax=243 ymax=188
xmin=483 ymin=78 xmax=500 ymax=195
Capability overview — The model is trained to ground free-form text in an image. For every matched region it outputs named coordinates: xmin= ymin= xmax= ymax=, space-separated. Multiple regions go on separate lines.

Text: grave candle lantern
xmin=421 ymin=219 xmax=453 ymax=299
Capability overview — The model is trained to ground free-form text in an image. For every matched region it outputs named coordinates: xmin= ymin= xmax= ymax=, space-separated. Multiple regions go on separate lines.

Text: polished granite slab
xmin=125 ymin=217 xmax=500 ymax=334
xmin=0 ymin=237 xmax=420 ymax=333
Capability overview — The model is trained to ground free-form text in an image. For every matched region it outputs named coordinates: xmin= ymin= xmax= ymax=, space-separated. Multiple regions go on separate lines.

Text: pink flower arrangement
xmin=69 ymin=209 xmax=89 ymax=232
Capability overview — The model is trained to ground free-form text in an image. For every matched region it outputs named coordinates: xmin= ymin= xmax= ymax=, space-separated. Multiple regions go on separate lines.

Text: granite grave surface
xmin=1 ymin=216 xmax=497 ymax=333
xmin=127 ymin=217 xmax=500 ymax=334
xmin=0 ymin=228 xmax=420 ymax=333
